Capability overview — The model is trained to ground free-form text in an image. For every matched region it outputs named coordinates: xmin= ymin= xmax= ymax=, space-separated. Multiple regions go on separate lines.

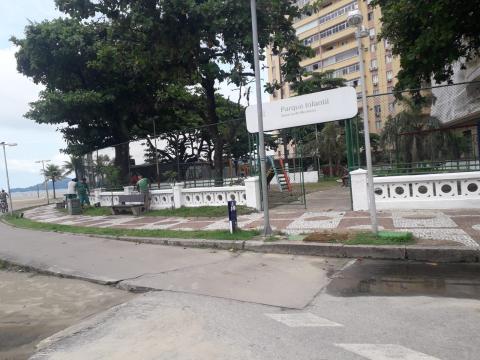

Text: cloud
xmin=0 ymin=46 xmax=68 ymax=188
xmin=0 ymin=0 xmax=61 ymax=48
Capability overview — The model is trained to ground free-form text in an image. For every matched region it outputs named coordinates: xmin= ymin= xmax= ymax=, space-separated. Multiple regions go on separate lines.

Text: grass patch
xmin=144 ymin=205 xmax=256 ymax=218
xmin=303 ymin=179 xmax=340 ymax=193
xmin=304 ymin=230 xmax=414 ymax=246
xmin=4 ymin=215 xmax=259 ymax=241
xmin=60 ymin=205 xmax=256 ymax=218
xmin=346 ymin=231 xmax=414 ymax=245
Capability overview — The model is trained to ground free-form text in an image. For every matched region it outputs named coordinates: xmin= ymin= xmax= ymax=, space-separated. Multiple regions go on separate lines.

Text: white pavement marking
xmin=265 ymin=313 xmax=343 ymax=327
xmin=286 ymin=211 xmax=345 ymax=233
xmin=392 ymin=211 xmax=457 ymax=228
xmin=335 ymin=344 xmax=441 ymax=360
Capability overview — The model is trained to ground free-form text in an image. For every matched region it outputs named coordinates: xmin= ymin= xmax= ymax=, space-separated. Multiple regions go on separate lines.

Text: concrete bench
xmin=111 ymin=194 xmax=146 ymax=216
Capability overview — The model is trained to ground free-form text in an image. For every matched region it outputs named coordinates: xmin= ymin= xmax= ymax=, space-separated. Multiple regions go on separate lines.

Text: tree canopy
xmin=13 ymin=0 xmax=313 ymax=184
xmin=372 ymin=0 xmax=480 ymax=89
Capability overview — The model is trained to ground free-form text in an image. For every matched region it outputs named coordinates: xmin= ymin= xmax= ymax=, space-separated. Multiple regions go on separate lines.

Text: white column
xmin=173 ymin=183 xmax=184 ymax=209
xmin=350 ymin=169 xmax=369 ymax=211
xmin=244 ymin=176 xmax=262 ymax=210
xmin=93 ymin=188 xmax=101 ymax=204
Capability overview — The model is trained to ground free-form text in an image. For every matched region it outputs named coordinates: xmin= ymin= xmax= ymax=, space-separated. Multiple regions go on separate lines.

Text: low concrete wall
xmin=351 ymin=169 xmax=480 ymax=210
xmin=90 ymin=177 xmax=262 ymax=211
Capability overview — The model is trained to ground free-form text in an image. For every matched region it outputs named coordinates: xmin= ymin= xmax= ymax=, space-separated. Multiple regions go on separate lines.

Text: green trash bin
xmin=67 ymin=198 xmax=82 ymax=215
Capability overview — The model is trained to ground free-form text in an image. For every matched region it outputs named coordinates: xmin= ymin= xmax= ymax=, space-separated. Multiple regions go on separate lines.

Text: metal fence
xmin=65 ymin=81 xmax=480 ymax=190
xmin=348 ymin=81 xmax=480 ymax=176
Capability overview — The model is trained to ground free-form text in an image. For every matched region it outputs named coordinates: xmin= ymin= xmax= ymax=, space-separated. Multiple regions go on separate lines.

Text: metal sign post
xmin=228 ymin=200 xmax=237 ymax=234
xmin=250 ymin=0 xmax=272 ymax=235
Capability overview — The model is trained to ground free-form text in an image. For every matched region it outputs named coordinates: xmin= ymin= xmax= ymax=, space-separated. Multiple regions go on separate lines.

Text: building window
xmin=372 ymin=74 xmax=379 ymax=85
xmin=296 ymin=1 xmax=358 ymax=32
xmin=374 ymin=105 xmax=381 ymax=115
xmin=386 ymin=70 xmax=394 ymax=81
xmin=373 ymin=89 xmax=379 ymax=95
xmin=388 ymin=102 xmax=395 ymax=113
xmin=303 ymin=21 xmax=350 ymax=46
xmin=375 ymin=119 xmax=382 ymax=130
xmin=385 ymin=54 xmax=393 ymax=64
xmin=330 ymin=63 xmax=360 ymax=78
xmin=370 ymin=43 xmax=377 ymax=52
xmin=370 ymin=59 xmax=377 ymax=70
xmin=369 ymin=28 xmax=376 ymax=38
xmin=368 ymin=12 xmax=374 ymax=21
xmin=346 ymin=78 xmax=360 ymax=87
xmin=387 ymin=86 xmax=394 ymax=93
xmin=384 ymin=39 xmax=391 ymax=49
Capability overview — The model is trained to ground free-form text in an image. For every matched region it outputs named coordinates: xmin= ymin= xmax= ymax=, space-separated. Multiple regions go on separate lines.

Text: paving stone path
xmin=22 ymin=205 xmax=480 ymax=248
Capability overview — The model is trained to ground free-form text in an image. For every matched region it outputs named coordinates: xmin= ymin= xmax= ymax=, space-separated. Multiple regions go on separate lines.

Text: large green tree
xmin=372 ymin=0 xmax=480 ymax=89
xmin=11 ymin=18 xmax=165 ymax=182
xmin=54 ymin=0 xmax=313 ymax=184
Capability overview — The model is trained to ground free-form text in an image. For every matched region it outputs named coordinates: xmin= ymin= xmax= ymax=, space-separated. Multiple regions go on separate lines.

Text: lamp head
xmin=347 ymin=9 xmax=363 ymax=27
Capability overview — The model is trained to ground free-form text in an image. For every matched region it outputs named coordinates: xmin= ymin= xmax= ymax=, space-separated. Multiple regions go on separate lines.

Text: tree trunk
xmin=114 ymin=142 xmax=130 ymax=185
xmin=202 ymin=76 xmax=223 ymax=186
xmin=328 ymin=157 xmax=333 ymax=177
xmin=52 ymin=180 xmax=56 ymax=199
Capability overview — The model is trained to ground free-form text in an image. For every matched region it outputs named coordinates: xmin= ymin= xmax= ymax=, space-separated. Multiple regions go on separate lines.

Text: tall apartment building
xmin=267 ymin=0 xmax=401 ymax=133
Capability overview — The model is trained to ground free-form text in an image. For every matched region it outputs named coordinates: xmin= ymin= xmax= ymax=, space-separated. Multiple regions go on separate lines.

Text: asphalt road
xmin=1 ymin=222 xmax=479 ymax=359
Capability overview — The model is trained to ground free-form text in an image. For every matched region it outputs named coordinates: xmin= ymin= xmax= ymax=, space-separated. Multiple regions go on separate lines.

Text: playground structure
xmin=267 ymin=156 xmax=292 ymax=193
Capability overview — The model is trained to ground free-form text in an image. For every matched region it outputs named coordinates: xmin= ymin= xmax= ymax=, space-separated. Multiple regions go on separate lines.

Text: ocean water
xmin=11 ymin=189 xmax=68 ymax=199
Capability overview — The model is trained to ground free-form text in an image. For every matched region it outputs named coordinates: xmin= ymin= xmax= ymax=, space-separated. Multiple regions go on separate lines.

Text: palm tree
xmin=318 ymin=122 xmax=344 ymax=177
xmin=63 ymin=156 xmax=84 ymax=179
xmin=41 ymin=164 xmax=64 ymax=199
xmin=94 ymin=155 xmax=111 ymax=187
xmin=380 ymin=99 xmax=441 ymax=166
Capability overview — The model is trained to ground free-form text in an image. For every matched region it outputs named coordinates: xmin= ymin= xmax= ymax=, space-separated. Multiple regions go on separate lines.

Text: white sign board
xmin=246 ymin=86 xmax=358 ymax=133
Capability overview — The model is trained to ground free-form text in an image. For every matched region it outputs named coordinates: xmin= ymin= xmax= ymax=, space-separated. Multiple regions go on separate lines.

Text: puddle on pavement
xmin=327 ymin=260 xmax=480 ymax=299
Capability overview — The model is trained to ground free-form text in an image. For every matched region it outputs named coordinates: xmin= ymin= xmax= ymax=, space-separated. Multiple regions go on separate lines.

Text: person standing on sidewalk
xmin=77 ymin=178 xmax=90 ymax=208
xmin=66 ymin=178 xmax=78 ymax=199
xmin=136 ymin=175 xmax=150 ymax=211
xmin=0 ymin=189 xmax=9 ymax=213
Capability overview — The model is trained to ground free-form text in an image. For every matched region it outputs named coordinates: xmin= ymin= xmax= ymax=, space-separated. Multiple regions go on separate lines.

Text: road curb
xmin=2 ymin=218 xmax=479 ymax=263
xmin=107 ymin=236 xmax=480 ymax=263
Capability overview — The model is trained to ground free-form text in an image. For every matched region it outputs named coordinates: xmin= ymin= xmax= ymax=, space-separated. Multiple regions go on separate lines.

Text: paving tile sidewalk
xmin=22 ymin=205 xmax=480 ymax=248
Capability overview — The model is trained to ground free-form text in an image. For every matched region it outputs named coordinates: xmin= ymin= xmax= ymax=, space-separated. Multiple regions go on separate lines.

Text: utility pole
xmin=250 ymin=0 xmax=272 ymax=235
xmin=347 ymin=10 xmax=378 ymax=234
xmin=35 ymin=160 xmax=51 ymax=205
xmin=1 ymin=142 xmax=17 ymax=215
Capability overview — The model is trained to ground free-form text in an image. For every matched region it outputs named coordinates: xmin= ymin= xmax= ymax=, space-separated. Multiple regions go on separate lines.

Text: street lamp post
xmin=0 ymin=142 xmax=17 ymax=215
xmin=347 ymin=10 xmax=378 ymax=234
xmin=35 ymin=160 xmax=51 ymax=205
xmin=250 ymin=0 xmax=272 ymax=236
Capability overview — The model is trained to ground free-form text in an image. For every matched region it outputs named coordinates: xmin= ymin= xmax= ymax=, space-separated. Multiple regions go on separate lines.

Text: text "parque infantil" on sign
xmin=280 ymin=98 xmax=330 ymax=113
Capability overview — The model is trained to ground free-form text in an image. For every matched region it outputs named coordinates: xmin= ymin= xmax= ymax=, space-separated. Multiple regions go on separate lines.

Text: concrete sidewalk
xmin=23 ymin=205 xmax=480 ymax=248
xmin=0 ymin=221 xmax=348 ymax=309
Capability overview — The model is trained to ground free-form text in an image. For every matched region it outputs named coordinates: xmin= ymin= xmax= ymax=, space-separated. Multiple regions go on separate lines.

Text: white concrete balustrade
xmin=89 ymin=177 xmax=261 ymax=210
xmin=351 ymin=169 xmax=480 ymax=210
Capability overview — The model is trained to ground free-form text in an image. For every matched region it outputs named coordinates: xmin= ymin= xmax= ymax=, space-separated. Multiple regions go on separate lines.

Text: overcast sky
xmin=0 ymin=1 xmax=268 ymax=188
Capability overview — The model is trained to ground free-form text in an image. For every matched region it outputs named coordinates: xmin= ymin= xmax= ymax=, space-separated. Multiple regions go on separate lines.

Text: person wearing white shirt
xmin=66 ymin=178 xmax=78 ymax=199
